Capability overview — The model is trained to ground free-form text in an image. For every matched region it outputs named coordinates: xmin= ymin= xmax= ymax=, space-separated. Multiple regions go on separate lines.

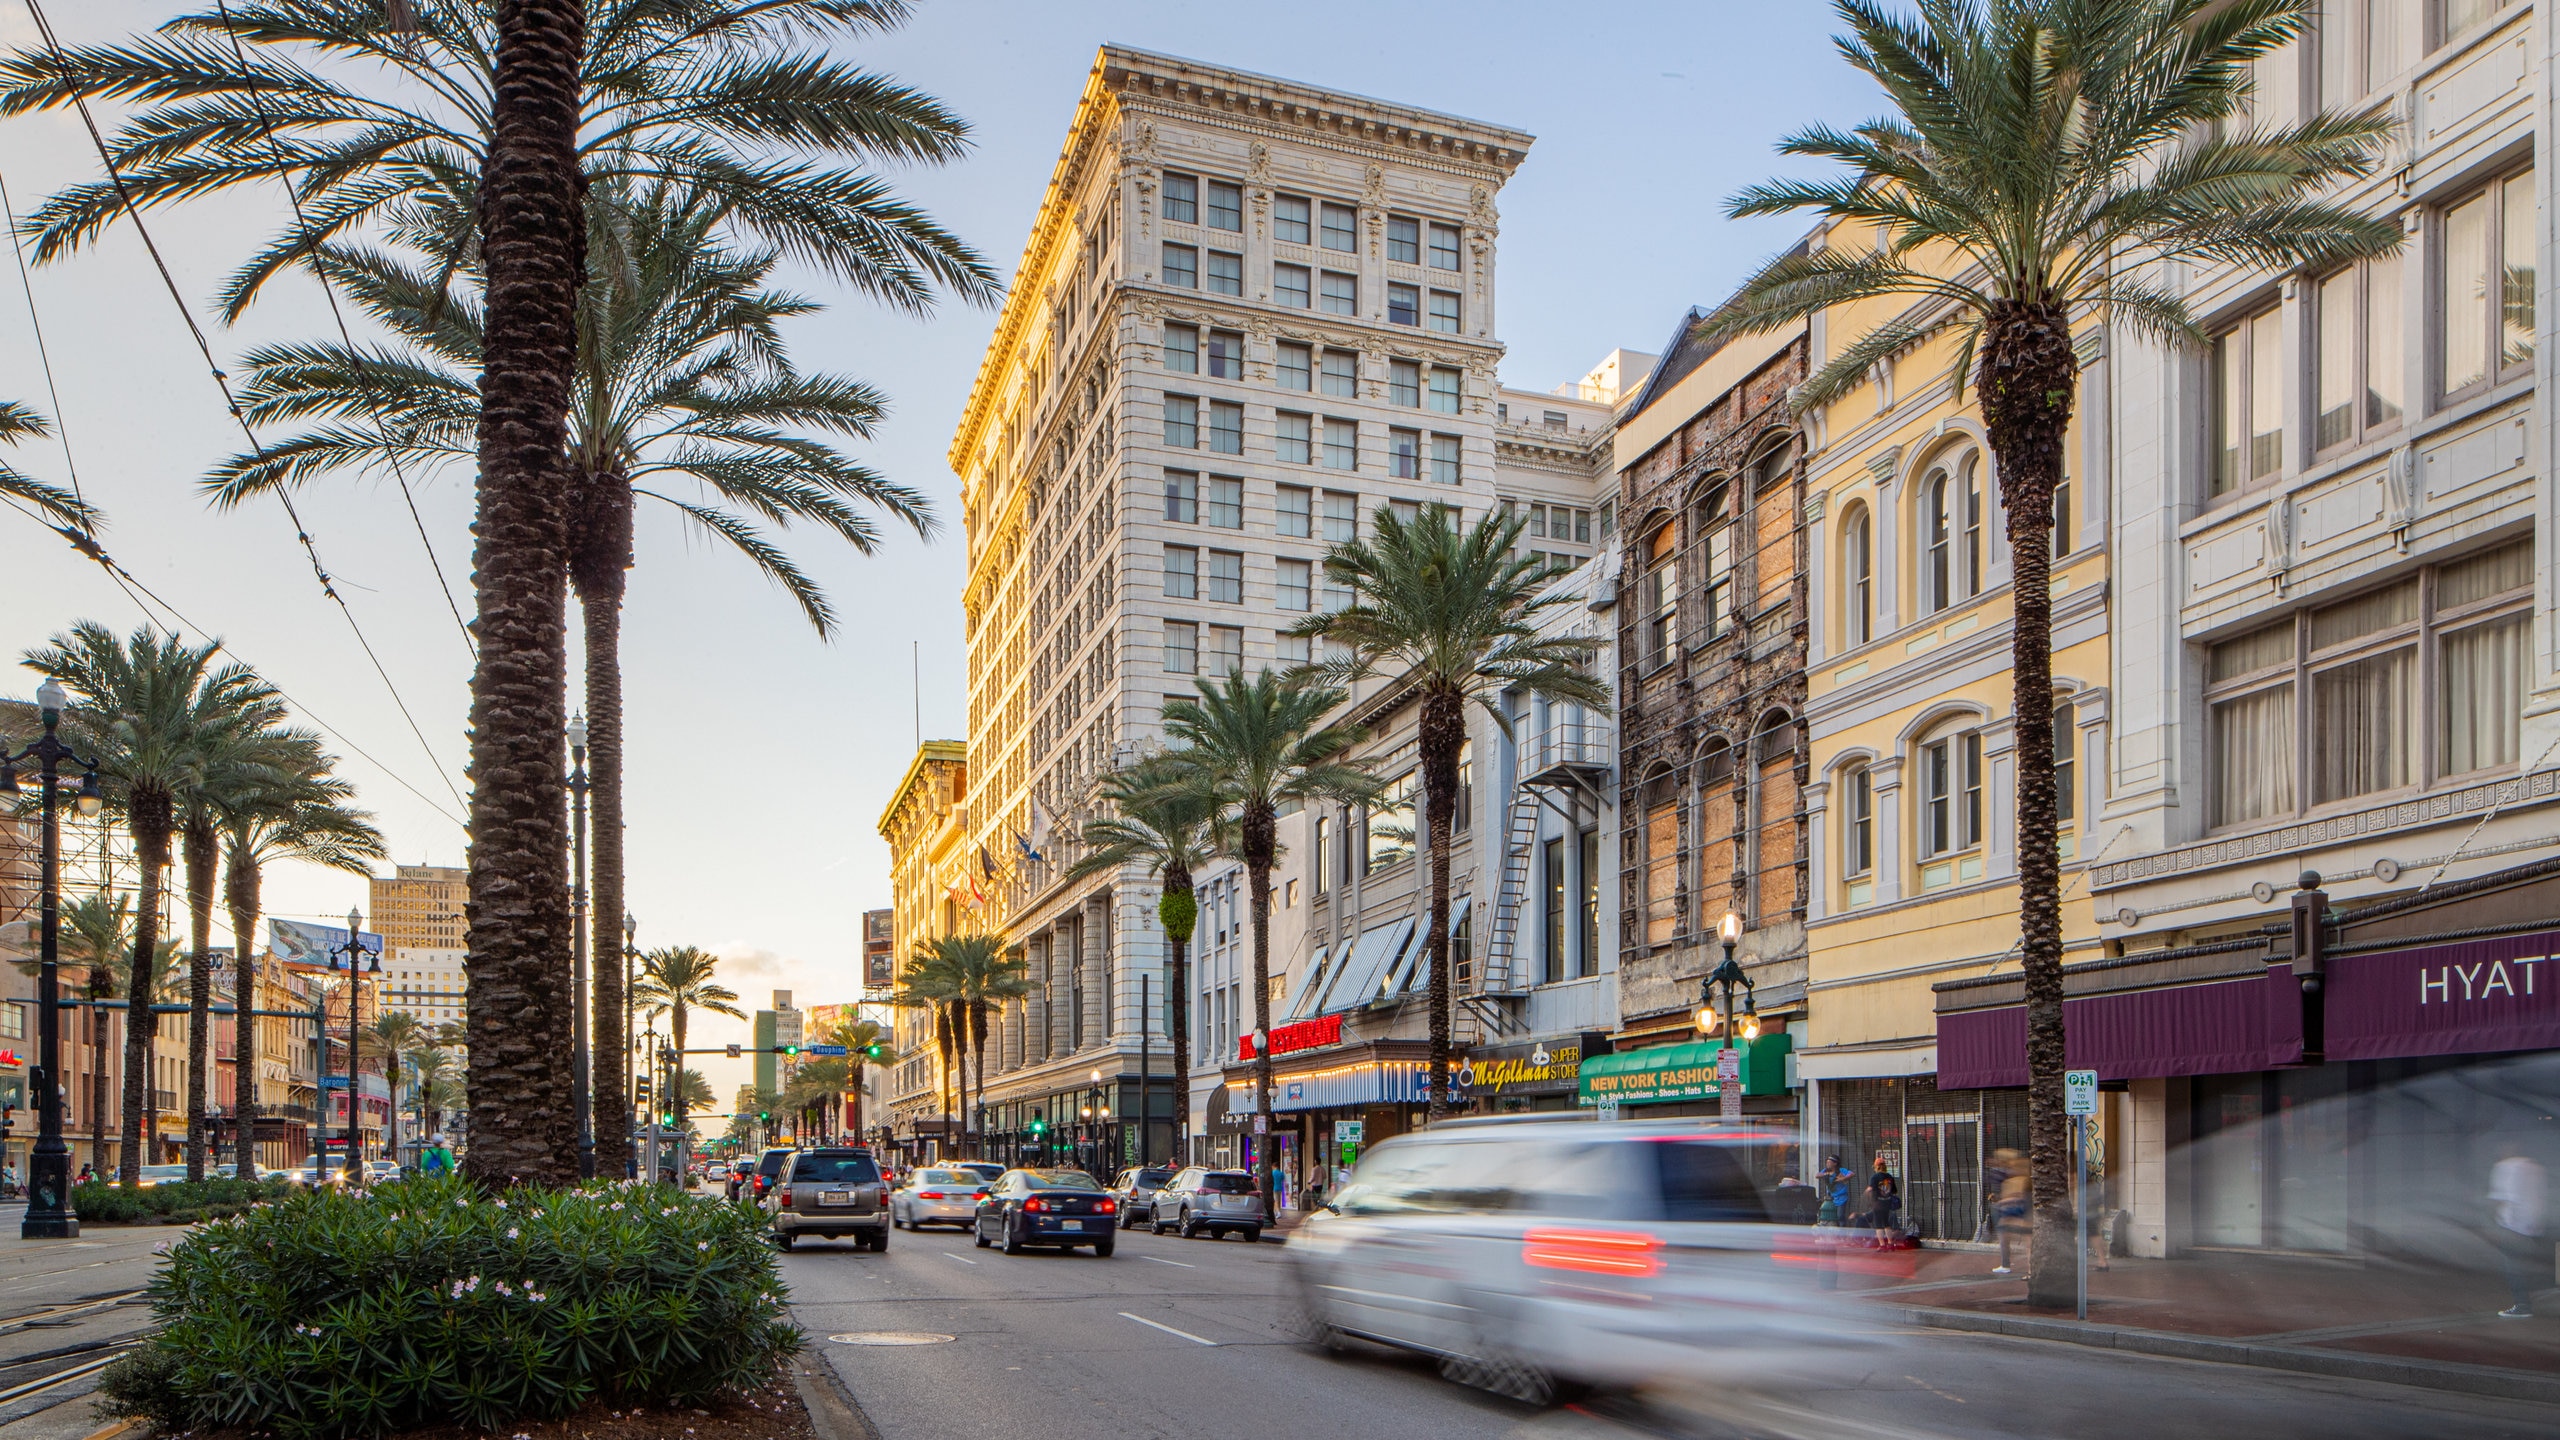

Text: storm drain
xmin=827 ymin=1332 xmax=955 ymax=1346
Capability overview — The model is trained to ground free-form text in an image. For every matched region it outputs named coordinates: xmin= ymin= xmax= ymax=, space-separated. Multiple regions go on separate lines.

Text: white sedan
xmin=890 ymin=1168 xmax=991 ymax=1230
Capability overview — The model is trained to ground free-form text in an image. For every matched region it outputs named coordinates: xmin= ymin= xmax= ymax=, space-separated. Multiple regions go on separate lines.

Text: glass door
xmin=1903 ymin=1116 xmax=1982 ymax=1240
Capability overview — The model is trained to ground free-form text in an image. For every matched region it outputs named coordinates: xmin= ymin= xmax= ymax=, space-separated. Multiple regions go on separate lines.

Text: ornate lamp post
xmin=1694 ymin=912 xmax=1759 ymax=1120
xmin=623 ymin=914 xmax=640 ymax=1177
xmin=326 ymin=909 xmax=380 ymax=1183
xmin=566 ymin=714 xmax=593 ymax=1177
xmin=1083 ymin=1068 xmax=1106 ymax=1177
xmin=4 ymin=678 xmax=103 ymax=1238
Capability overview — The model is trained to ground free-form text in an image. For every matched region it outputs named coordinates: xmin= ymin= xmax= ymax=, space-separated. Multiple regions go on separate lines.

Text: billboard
xmin=271 ymin=918 xmax=385 ymax=969
xmin=863 ymin=908 xmax=895 ymax=989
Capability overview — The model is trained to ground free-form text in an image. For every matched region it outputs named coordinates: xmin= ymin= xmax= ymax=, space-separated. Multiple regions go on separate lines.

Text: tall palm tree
xmin=366 ymin=1010 xmax=427 ymax=1164
xmin=1067 ymin=755 xmax=1217 ymax=1164
xmin=1298 ymin=504 xmax=1608 ymax=1120
xmin=943 ymin=936 xmax=1031 ymax=1156
xmin=818 ymin=1014 xmax=896 ymax=1141
xmin=26 ymin=624 xmax=278 ymax=1186
xmin=405 ymin=1045 xmax=459 ymax=1147
xmin=632 ymin=945 xmax=746 ymax=1148
xmin=1160 ymin=671 xmax=1379 ymax=1215
xmin=1710 ymin=0 xmax=2397 ymax=1305
xmin=178 ymin=722 xmax=300 ymax=1181
xmin=28 ymin=891 xmax=132 ymax=1173
xmin=890 ymin=950 xmax=965 ymax=1145
xmin=218 ymin=733 xmax=385 ymax=1181
xmin=0 ymin=400 xmax=100 ymax=530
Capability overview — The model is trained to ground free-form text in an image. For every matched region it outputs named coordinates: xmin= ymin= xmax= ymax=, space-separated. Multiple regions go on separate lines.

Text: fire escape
xmin=1461 ymin=714 xmax=1611 ymax=1041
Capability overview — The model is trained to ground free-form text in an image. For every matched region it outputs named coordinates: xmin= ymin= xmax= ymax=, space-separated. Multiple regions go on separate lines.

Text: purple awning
xmin=1936 ymin=966 xmax=2302 ymax=1089
xmin=2325 ymin=929 xmax=2560 ymax=1061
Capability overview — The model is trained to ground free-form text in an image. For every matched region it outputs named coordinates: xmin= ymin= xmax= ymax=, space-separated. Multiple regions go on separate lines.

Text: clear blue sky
xmin=0 ymin=1 xmax=1877 ymax=1102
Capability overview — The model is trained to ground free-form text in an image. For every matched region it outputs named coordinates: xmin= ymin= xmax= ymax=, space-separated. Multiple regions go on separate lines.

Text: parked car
xmin=947 ymin=1161 xmax=1005 ymax=1185
xmin=1287 ymin=1117 xmax=1886 ymax=1405
xmin=891 ymin=1167 xmax=992 ymax=1231
xmin=752 ymin=1146 xmax=793 ymax=1202
xmin=971 ymin=1168 xmax=1116 ymax=1256
xmin=1108 ymin=1167 xmax=1175 ymax=1229
xmin=364 ymin=1159 xmax=403 ymax=1184
xmin=762 ymin=1147 xmax=889 ymax=1251
xmin=725 ymin=1158 xmax=756 ymax=1201
xmin=1149 ymin=1167 xmax=1266 ymax=1241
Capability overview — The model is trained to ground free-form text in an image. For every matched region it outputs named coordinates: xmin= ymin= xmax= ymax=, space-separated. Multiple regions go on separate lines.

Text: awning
xmin=1282 ymin=944 xmax=1331 ymax=1021
xmin=1578 ymin=1033 xmax=1792 ymax=1106
xmin=1935 ymin=967 xmax=2302 ymax=1089
xmin=2325 ymin=929 xmax=2560 ymax=1061
xmin=1311 ymin=918 xmax=1413 ymax=1015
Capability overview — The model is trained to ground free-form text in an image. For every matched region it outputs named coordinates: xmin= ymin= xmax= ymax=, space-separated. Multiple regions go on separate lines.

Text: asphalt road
xmin=0 ymin=1206 xmax=169 ymax=1429
xmin=782 ymin=1217 xmax=2560 ymax=1440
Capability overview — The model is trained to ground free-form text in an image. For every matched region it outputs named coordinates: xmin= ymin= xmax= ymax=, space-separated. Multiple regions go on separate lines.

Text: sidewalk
xmin=1842 ymin=1244 xmax=2560 ymax=1404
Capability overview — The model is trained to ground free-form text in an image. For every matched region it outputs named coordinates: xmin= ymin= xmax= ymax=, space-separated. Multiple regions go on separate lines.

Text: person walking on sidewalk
xmin=1990 ymin=1147 xmax=2031 ymax=1275
xmin=2491 ymin=1146 xmax=2547 ymax=1319
xmin=1817 ymin=1154 xmax=1852 ymax=1225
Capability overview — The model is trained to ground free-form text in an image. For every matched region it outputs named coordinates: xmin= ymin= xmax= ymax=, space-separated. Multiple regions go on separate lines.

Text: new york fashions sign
xmin=2326 ymin=927 xmax=2560 ymax=1061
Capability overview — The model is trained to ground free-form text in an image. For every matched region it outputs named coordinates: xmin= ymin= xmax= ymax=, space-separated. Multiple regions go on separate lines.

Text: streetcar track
xmin=0 ymin=1290 xmax=148 ymax=1334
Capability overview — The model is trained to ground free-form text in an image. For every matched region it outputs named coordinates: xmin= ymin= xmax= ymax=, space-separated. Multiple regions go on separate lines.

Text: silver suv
xmin=763 ymin=1147 xmax=889 ymax=1252
xmin=1147 ymin=1166 xmax=1265 ymax=1241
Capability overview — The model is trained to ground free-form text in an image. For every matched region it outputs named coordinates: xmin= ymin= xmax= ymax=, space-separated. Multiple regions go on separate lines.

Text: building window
xmin=1387 ymin=282 xmax=1420 ymax=327
xmin=1277 ymin=412 xmax=1312 ymax=465
xmin=2213 ymin=307 xmax=2284 ymax=494
xmin=1322 ymin=489 xmax=1359 ymax=543
xmin=2053 ymin=479 xmax=2072 ymax=559
xmin=1320 ymin=349 xmax=1358 ymax=398
xmin=2437 ymin=170 xmax=2534 ymax=403
xmin=1387 ymin=215 xmax=1420 ymax=263
xmin=1642 ymin=525 xmax=1677 ymax=669
xmin=2317 ymin=0 xmax=2404 ymax=106
xmin=1919 ymin=727 xmax=1984 ymax=859
xmin=1320 ymin=202 xmax=1357 ymax=252
xmin=1429 ymin=222 xmax=1461 ymax=271
xmin=2315 ymin=254 xmax=2403 ymax=452
xmin=1323 ymin=569 xmax=1354 ymax=613
xmin=1367 ymin=771 xmax=1415 ymax=872
xmin=1206 ymin=249 xmax=1242 ymax=297
xmin=1163 ymin=324 xmax=1198 ymax=374
xmin=1206 ymin=329 xmax=1244 ymax=380
xmin=1388 ymin=427 xmax=1421 ymax=479
xmin=1164 ymin=620 xmax=1198 ymax=674
xmin=2440 ymin=542 xmax=2533 ymax=774
xmin=2054 ymin=703 xmax=2078 ymax=824
xmin=1206 ymin=179 xmax=1242 ymax=232
xmin=1922 ymin=457 xmax=1984 ymax=611
xmin=1277 ymin=558 xmax=1312 ymax=611
xmin=1428 ymin=290 xmax=1461 ymax=334
xmin=1278 ymin=633 xmax=1311 ymax=667
xmin=1278 ymin=342 xmax=1311 ymax=391
xmin=1543 ymin=835 xmax=1567 ymax=985
xmin=1163 ymin=544 xmax=1198 ymax=598
xmin=1206 ymin=549 xmax=1243 ymax=604
xmin=1312 ymin=815 xmax=1329 ymax=894
xmin=1323 ymin=417 xmax=1359 ymax=471
xmin=1697 ymin=483 xmax=1735 ymax=637
xmin=2437 ymin=0 xmax=2518 ymax=47
xmin=1428 ymin=366 xmax=1461 ymax=413
xmin=1275 ymin=193 xmax=1311 ymax=245
xmin=1163 ymin=172 xmax=1198 ymax=224
xmin=1278 ymin=484 xmax=1312 ymax=537
xmin=1201 ymin=475 xmax=1242 ymax=530
xmin=1429 ymin=433 xmax=1461 ymax=485
xmin=1163 ymin=243 xmax=1197 ymax=289
xmin=1275 ymin=264 xmax=1310 ymax=309
xmin=1390 ymin=496 xmax=1420 ymax=527
xmin=1844 ymin=765 xmax=1875 ymax=877
xmin=1207 ymin=625 xmax=1243 ymax=676
xmin=1208 ymin=400 xmax=1243 ymax=455
xmin=1163 ymin=469 xmax=1198 ymax=522
xmin=1321 ymin=271 xmax=1358 ymax=316
xmin=1577 ymin=828 xmax=1599 ymax=976
xmin=1843 ymin=504 xmax=1873 ymax=646
xmin=1163 ymin=394 xmax=1198 ymax=450
xmin=1389 ymin=359 xmax=1421 ymax=407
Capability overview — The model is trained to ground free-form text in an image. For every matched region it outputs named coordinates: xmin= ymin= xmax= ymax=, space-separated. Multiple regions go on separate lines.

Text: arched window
xmin=1641 ymin=766 xmax=1682 ymax=945
xmin=2055 ymin=701 xmax=2078 ymax=825
xmin=1642 ymin=523 xmax=1678 ymax=668
xmin=1842 ymin=504 xmax=1873 ymax=646
xmin=1922 ymin=452 xmax=1985 ymax=614
xmin=1697 ymin=482 xmax=1735 ymax=637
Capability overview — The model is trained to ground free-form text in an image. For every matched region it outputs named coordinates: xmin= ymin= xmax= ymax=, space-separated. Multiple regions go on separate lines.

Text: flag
xmin=1029 ymin=796 xmax=1054 ymax=854
xmin=1016 ymin=831 xmax=1043 ymax=865
xmin=979 ymin=843 xmax=998 ymax=879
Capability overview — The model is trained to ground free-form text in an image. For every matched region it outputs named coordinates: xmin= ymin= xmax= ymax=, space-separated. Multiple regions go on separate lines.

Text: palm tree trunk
xmin=670 ymin=1001 xmax=689 ymax=1162
xmin=1161 ymin=862 xmax=1194 ymax=1167
xmin=969 ymin=1002 xmax=989 ymax=1161
xmin=225 ymin=848 xmax=262 ymax=1181
xmin=121 ymin=812 xmax=172 ymax=1187
xmin=1418 ymin=692 xmax=1463 ymax=1121
xmin=1978 ymin=301 xmax=2076 ymax=1308
xmin=183 ymin=819 xmax=216 ymax=1181
xmin=1242 ymin=803 xmax=1278 ymax=1220
xmin=464 ymin=0 xmax=585 ymax=1188
xmin=88 ymin=980 xmax=110 ymax=1175
xmin=573 ymin=470 xmax=634 ymax=1177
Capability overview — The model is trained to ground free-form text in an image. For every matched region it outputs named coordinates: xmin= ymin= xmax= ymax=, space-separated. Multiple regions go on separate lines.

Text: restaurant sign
xmin=1237 ymin=1012 xmax=1344 ymax=1063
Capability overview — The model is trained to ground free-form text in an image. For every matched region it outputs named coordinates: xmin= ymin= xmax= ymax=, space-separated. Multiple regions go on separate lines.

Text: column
xmin=1872 ymin=756 xmax=1907 ymax=904
xmin=1048 ymin=925 xmax=1072 ymax=1059
xmin=1982 ymin=715 xmax=2017 ymax=881
xmin=1087 ymin=890 xmax=1114 ymax=1047
xmin=1801 ymin=778 xmax=1831 ymax=922
xmin=1868 ymin=448 xmax=1904 ymax=636
xmin=1028 ymin=934 xmax=1052 ymax=1067
xmin=1802 ymin=490 xmax=1831 ymax=665
xmin=2128 ymin=1077 xmax=2169 ymax=1259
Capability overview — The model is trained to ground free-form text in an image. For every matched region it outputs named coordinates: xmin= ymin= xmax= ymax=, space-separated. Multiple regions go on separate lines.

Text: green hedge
xmin=99 ymin=1174 xmax=802 ymax=1439
xmin=73 ymin=1177 xmax=295 ymax=1224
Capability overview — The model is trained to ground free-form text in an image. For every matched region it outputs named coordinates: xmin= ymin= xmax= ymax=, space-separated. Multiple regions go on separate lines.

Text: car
xmin=1288 ymin=1117 xmax=1880 ymax=1405
xmin=751 ymin=1146 xmax=793 ymax=1202
xmin=725 ymin=1159 xmax=756 ymax=1201
xmin=971 ymin=1168 xmax=1117 ymax=1256
xmin=946 ymin=1161 xmax=1005 ymax=1186
xmin=762 ymin=1147 xmax=890 ymax=1252
xmin=365 ymin=1159 xmax=403 ymax=1183
xmin=891 ymin=1167 xmax=992 ymax=1230
xmin=1108 ymin=1166 xmax=1175 ymax=1229
xmin=1149 ymin=1167 xmax=1266 ymax=1241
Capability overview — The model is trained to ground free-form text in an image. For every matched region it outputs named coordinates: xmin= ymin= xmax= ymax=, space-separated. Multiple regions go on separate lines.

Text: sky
xmin=0 ymin=1 xmax=1877 ymax=1108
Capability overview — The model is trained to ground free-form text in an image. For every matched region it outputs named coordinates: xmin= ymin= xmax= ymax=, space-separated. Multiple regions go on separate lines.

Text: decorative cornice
xmin=1102 ymin=48 xmax=1533 ymax=175
xmin=2091 ymin=767 xmax=2560 ymax=895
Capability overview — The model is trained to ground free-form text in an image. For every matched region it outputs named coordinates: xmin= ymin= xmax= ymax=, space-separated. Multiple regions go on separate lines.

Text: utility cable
xmin=21 ymin=0 xmax=468 ymax=818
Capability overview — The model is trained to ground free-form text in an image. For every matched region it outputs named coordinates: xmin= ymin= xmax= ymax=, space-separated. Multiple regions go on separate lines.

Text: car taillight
xmin=1522 ymin=1228 xmax=1665 ymax=1278
xmin=1024 ymin=1198 xmax=1047 ymax=1212
xmin=918 ymin=1191 xmax=945 ymax=1200
xmin=1097 ymin=1198 xmax=1117 ymax=1213
xmin=780 ymin=1185 xmax=793 ymax=1205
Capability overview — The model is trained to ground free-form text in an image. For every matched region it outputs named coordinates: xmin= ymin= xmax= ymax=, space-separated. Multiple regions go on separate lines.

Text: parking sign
xmin=2065 ymin=1069 xmax=2098 ymax=1116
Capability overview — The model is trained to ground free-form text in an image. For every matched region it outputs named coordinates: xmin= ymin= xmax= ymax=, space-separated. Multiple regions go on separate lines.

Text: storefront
xmin=1218 ymin=1018 xmax=1441 ymax=1207
xmin=1577 ymin=1032 xmax=1794 ymax=1116
xmin=1454 ymin=1033 xmax=1605 ymax=1114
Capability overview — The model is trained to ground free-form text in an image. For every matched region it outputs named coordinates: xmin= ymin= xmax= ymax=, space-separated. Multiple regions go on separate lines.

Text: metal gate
xmin=1902 ymin=1115 xmax=1982 ymax=1241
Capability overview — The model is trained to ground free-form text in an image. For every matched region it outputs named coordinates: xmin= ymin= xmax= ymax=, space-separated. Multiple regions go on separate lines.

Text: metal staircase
xmin=1480 ymin=790 xmax=1545 ymax=995
xmin=1469 ymin=719 xmax=1612 ymax=1038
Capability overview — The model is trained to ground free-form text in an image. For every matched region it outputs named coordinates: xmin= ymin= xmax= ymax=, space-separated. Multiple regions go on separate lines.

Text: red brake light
xmin=1024 ymin=1198 xmax=1047 ymax=1212
xmin=1523 ymin=1228 xmax=1665 ymax=1278
xmin=918 ymin=1190 xmax=945 ymax=1200
xmin=779 ymin=1185 xmax=793 ymax=1205
xmin=1097 ymin=1198 xmax=1117 ymax=1213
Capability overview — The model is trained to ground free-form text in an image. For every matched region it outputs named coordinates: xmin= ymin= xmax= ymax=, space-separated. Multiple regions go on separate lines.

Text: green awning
xmin=1578 ymin=1032 xmax=1792 ymax=1106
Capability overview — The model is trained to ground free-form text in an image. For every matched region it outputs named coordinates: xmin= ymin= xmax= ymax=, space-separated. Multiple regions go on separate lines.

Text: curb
xmin=1895 ymin=1304 xmax=2560 ymax=1407
xmin=789 ymin=1354 xmax=881 ymax=1440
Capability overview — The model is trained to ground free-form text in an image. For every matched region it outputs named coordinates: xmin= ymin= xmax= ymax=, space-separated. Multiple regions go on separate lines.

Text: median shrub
xmin=73 ymin=1176 xmax=295 ymax=1224
xmin=97 ymin=1174 xmax=801 ymax=1440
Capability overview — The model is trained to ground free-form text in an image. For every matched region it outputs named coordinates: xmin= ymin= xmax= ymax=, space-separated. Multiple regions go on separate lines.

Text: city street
xmin=0 ymin=1208 xmax=168 ymax=1431
xmin=784 ymin=1222 xmax=2560 ymax=1440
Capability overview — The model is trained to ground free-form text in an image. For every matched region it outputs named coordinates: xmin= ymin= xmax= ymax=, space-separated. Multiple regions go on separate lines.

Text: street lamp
xmin=4 ymin=678 xmax=102 ymax=1238
xmin=327 ymin=908 xmax=381 ymax=1184
xmin=1693 ymin=911 xmax=1760 ymax=1045
xmin=566 ymin=714 xmax=593 ymax=1178
xmin=623 ymin=914 xmax=640 ymax=1177
xmin=1085 ymin=1067 xmax=1106 ymax=1177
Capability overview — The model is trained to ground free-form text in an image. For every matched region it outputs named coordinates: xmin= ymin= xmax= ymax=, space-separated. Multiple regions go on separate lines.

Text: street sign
xmin=1596 ymin=1096 xmax=1620 ymax=1123
xmin=1335 ymin=1119 xmax=1363 ymax=1145
xmin=1252 ymin=1114 xmax=1268 ymax=1134
xmin=803 ymin=1044 xmax=848 ymax=1057
xmin=1716 ymin=1045 xmax=1742 ymax=1120
xmin=2065 ymin=1069 xmax=2098 ymax=1116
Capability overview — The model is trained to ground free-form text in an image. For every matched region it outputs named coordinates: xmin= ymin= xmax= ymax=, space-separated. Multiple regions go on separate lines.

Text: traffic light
xmin=778 ymin=1044 xmax=800 ymax=1057
xmin=1026 ymin=1110 xmax=1046 ymax=1137
xmin=863 ymin=1042 xmax=884 ymax=1060
xmin=636 ymin=1078 xmax=652 ymax=1103
xmin=758 ymin=1110 xmax=771 ymax=1124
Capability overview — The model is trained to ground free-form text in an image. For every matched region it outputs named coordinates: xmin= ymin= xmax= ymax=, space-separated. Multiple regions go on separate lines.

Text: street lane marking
xmin=1119 ymin=1311 xmax=1217 ymax=1346
xmin=1140 ymin=1256 xmax=1194 ymax=1268
xmin=1906 ymin=1375 xmax=1966 ymax=1404
xmin=941 ymin=1253 xmax=978 ymax=1265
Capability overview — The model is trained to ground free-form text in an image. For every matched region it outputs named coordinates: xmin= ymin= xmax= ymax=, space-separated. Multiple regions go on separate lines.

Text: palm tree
xmin=26 ymin=624 xmax=278 ymax=1185
xmin=818 ymin=1014 xmax=896 ymax=1142
xmin=366 ymin=1011 xmax=427 ymax=1165
xmin=944 ymin=937 xmax=1031 ymax=1156
xmin=1067 ymin=756 xmax=1217 ymax=1164
xmin=1709 ymin=0 xmax=2398 ymax=1305
xmin=890 ymin=950 xmax=965 ymax=1146
xmin=30 ymin=891 xmax=132 ymax=1173
xmin=178 ymin=722 xmax=301 ymax=1181
xmin=405 ymin=1046 xmax=459 ymax=1147
xmin=217 ymin=734 xmax=385 ymax=1180
xmin=0 ymin=400 xmax=100 ymax=530
xmin=1160 ymin=671 xmax=1380 ymax=1215
xmin=0 ymin=1 xmax=998 ymax=323
xmin=632 ymin=946 xmax=747 ymax=1148
xmin=1298 ymin=504 xmax=1608 ymax=1120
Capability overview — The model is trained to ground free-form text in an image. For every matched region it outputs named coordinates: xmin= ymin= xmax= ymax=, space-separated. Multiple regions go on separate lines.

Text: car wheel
xmin=1179 ymin=1209 xmax=1201 ymax=1239
xmin=973 ymin=1219 xmax=992 ymax=1249
xmin=1243 ymin=1226 xmax=1263 ymax=1244
xmin=775 ymin=1230 xmax=796 ymax=1252
xmin=1002 ymin=1219 xmax=1026 ymax=1256
xmin=869 ymin=1227 xmax=890 ymax=1252
xmin=1093 ymin=1236 xmax=1115 ymax=1258
xmin=1150 ymin=1212 xmax=1168 ymax=1236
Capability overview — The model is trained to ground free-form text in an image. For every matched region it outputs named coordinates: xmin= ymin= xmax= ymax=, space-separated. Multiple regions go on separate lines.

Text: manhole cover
xmin=828 ymin=1332 xmax=955 ymax=1346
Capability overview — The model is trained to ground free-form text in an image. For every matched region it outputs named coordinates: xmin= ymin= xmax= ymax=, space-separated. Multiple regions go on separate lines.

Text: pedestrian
xmin=1865 ymin=1158 xmax=1903 ymax=1234
xmin=1991 ymin=1147 xmax=2030 ymax=1275
xmin=1816 ymin=1153 xmax=1852 ymax=1225
xmin=76 ymin=1162 xmax=94 ymax=1186
xmin=2491 ymin=1145 xmax=2547 ymax=1319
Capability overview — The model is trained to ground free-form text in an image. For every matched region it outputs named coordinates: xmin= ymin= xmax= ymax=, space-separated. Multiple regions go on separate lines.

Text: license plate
xmin=1060 ymin=1219 xmax=1083 ymax=1231
xmin=820 ymin=1190 xmax=850 ymax=1205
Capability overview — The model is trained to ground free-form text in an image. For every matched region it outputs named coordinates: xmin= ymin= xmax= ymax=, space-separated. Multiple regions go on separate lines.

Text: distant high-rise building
xmin=370 ymin=864 xmax=466 ymax=953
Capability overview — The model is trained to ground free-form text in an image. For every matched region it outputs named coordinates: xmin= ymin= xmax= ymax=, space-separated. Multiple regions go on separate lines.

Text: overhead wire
xmin=19 ymin=0 xmax=468 ymax=819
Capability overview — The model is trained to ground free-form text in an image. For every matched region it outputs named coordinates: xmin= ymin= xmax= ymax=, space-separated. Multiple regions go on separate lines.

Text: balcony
xmin=1520 ymin=721 xmax=1612 ymax=792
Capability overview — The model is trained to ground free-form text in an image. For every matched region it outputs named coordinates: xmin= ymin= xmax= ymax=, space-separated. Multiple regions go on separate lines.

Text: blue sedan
xmin=973 ymin=1168 xmax=1119 ymax=1256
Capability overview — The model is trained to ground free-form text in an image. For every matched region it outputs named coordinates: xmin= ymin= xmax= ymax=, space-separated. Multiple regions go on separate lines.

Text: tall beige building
xmin=370 ymin=863 xmax=466 ymax=953
xmin=947 ymin=45 xmax=1530 ymax=1168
